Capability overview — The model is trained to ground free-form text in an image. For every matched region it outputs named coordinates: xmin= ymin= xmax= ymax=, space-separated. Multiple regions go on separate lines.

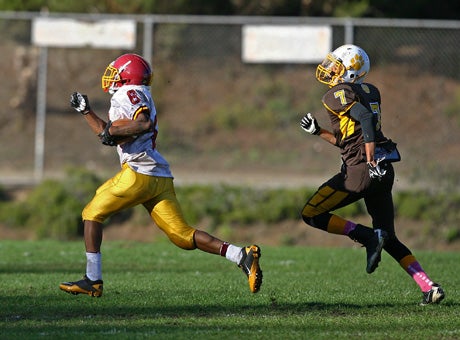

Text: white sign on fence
xmin=32 ymin=17 xmax=136 ymax=49
xmin=31 ymin=17 xmax=137 ymax=181
xmin=242 ymin=25 xmax=332 ymax=63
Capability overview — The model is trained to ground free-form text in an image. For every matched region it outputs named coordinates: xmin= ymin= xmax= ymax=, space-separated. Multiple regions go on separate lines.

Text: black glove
xmin=98 ymin=121 xmax=117 ymax=146
xmin=300 ymin=113 xmax=321 ymax=135
xmin=367 ymin=159 xmax=387 ymax=180
xmin=70 ymin=92 xmax=91 ymax=115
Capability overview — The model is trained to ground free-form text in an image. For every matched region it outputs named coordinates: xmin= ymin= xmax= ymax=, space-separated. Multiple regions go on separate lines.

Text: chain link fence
xmin=1 ymin=12 xmax=459 ymax=188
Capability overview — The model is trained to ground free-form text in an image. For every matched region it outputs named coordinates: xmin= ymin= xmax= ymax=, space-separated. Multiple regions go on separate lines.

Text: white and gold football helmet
xmin=316 ymin=44 xmax=370 ymax=87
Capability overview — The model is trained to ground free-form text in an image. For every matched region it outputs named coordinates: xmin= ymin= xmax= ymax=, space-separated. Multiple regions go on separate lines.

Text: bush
xmin=0 ymin=167 xmax=102 ymax=240
xmin=2 ymin=174 xmax=459 ymax=244
xmin=176 ymin=184 xmax=315 ymax=229
xmin=394 ymin=190 xmax=460 ymax=243
xmin=25 ymin=179 xmax=83 ymax=239
xmin=0 ymin=185 xmax=10 ymax=201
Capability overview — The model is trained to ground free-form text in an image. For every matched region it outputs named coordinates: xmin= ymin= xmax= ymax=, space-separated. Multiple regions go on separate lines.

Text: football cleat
xmin=421 ymin=283 xmax=445 ymax=305
xmin=59 ymin=275 xmax=103 ymax=297
xmin=365 ymin=229 xmax=388 ymax=274
xmin=239 ymin=245 xmax=263 ymax=293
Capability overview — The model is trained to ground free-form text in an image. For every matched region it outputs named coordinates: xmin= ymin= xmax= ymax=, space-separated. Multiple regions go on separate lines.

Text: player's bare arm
xmin=70 ymin=91 xmax=152 ymax=145
xmin=108 ymin=112 xmax=153 ymax=138
xmin=83 ymin=111 xmax=107 ymax=136
xmin=300 ymin=112 xmax=337 ymax=145
xmin=364 ymin=142 xmax=376 ymax=164
xmin=318 ymin=129 xmax=337 ymax=145
xmin=70 ymin=91 xmax=107 ymax=135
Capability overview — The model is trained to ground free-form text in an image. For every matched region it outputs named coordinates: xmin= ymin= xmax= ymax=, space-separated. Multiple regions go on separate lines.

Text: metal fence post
xmin=143 ymin=17 xmax=154 ymax=64
xmin=344 ymin=18 xmax=354 ymax=44
xmin=34 ymin=46 xmax=48 ymax=182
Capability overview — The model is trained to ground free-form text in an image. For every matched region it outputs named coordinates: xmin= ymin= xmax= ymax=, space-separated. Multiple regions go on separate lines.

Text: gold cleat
xmin=59 ymin=275 xmax=103 ymax=297
xmin=238 ymin=245 xmax=263 ymax=293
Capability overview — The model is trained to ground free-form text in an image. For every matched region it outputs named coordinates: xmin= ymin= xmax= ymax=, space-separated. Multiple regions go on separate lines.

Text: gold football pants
xmin=82 ymin=163 xmax=196 ymax=249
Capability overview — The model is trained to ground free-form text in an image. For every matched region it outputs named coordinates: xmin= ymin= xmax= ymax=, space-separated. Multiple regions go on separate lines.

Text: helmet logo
xmin=350 ymin=54 xmax=365 ymax=71
xmin=118 ymin=60 xmax=132 ymax=73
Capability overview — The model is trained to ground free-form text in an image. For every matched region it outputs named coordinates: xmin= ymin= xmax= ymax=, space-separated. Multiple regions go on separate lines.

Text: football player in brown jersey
xmin=300 ymin=44 xmax=444 ymax=305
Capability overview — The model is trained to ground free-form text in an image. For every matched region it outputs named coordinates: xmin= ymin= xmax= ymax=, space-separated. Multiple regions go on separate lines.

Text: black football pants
xmin=301 ymin=162 xmax=412 ymax=262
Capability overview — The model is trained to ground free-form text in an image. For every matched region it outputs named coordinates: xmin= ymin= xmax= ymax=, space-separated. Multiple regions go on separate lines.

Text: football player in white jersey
xmin=59 ymin=53 xmax=262 ymax=297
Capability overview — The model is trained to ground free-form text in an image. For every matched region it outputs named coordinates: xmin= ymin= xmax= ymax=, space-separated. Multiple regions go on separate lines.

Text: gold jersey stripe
xmin=133 ymin=105 xmax=150 ymax=120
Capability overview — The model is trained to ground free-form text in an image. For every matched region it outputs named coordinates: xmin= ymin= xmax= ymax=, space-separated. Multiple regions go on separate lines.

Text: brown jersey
xmin=321 ymin=82 xmax=386 ymax=166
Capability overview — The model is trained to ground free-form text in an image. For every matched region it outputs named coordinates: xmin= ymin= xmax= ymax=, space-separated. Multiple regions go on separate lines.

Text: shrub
xmin=2 ymin=175 xmax=459 ymax=244
xmin=0 ymin=185 xmax=9 ymax=201
xmin=394 ymin=190 xmax=460 ymax=243
xmin=176 ymin=184 xmax=315 ymax=229
xmin=0 ymin=167 xmax=102 ymax=240
xmin=25 ymin=179 xmax=83 ymax=239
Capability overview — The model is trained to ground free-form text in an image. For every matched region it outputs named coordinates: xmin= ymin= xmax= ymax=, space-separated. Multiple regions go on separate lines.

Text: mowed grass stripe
xmin=0 ymin=240 xmax=458 ymax=339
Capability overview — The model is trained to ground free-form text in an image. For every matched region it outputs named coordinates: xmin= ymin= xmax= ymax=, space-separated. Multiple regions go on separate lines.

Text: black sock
xmin=348 ymin=224 xmax=374 ymax=244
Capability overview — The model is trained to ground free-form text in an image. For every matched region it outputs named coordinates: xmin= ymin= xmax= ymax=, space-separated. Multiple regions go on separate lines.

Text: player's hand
xmin=70 ymin=92 xmax=91 ymax=115
xmin=98 ymin=121 xmax=117 ymax=146
xmin=300 ymin=113 xmax=321 ymax=135
xmin=367 ymin=159 xmax=387 ymax=180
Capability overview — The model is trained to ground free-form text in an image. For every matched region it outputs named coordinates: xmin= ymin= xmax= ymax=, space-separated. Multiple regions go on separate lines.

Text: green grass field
xmin=1 ymin=240 xmax=459 ymax=339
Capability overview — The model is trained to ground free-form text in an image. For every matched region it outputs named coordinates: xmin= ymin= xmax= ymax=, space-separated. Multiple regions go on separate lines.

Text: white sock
xmin=86 ymin=252 xmax=102 ymax=281
xmin=226 ymin=245 xmax=243 ymax=264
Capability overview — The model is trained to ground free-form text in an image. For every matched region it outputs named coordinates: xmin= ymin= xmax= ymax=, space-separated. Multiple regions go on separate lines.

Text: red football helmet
xmin=101 ymin=53 xmax=153 ymax=93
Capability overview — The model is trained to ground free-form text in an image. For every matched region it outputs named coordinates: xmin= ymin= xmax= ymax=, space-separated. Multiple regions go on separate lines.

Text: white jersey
xmin=108 ymin=85 xmax=173 ymax=178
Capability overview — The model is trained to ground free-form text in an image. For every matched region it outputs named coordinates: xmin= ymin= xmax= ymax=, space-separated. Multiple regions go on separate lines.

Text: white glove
xmin=300 ymin=113 xmax=321 ymax=135
xmin=367 ymin=159 xmax=387 ymax=180
xmin=70 ymin=92 xmax=91 ymax=115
